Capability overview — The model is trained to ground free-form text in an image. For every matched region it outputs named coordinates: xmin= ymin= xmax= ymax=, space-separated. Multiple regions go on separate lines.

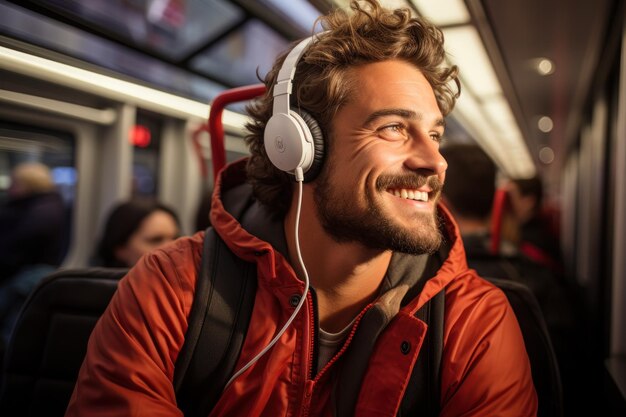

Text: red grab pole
xmin=207 ymin=84 xmax=267 ymax=182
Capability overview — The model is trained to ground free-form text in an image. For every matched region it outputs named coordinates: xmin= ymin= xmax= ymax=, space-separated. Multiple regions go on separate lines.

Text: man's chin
xmin=355 ymin=217 xmax=443 ymax=255
xmin=390 ymin=230 xmax=442 ymax=255
xmin=383 ymin=213 xmax=443 ymax=254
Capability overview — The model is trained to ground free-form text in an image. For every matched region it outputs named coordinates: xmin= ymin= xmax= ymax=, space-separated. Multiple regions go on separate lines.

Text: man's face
xmin=313 ymin=60 xmax=447 ymax=254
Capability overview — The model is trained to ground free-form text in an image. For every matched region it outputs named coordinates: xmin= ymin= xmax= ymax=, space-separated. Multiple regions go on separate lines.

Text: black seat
xmin=486 ymin=277 xmax=564 ymax=417
xmin=0 ymin=268 xmax=127 ymax=417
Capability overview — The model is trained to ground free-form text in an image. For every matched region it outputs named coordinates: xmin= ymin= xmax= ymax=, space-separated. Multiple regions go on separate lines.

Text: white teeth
xmin=389 ymin=188 xmax=429 ymax=202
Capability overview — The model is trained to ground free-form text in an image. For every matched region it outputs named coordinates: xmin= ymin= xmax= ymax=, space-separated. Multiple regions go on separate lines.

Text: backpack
xmin=173 ymin=228 xmax=445 ymax=417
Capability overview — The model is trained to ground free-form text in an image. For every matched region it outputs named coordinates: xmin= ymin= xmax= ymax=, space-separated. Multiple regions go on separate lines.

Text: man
xmin=67 ymin=1 xmax=537 ymax=416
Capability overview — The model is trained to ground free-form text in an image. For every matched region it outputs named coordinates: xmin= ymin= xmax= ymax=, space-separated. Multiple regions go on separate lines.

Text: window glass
xmin=246 ymin=0 xmax=323 ymax=34
xmin=190 ymin=19 xmax=289 ymax=86
xmin=0 ymin=2 xmax=225 ymax=103
xmin=27 ymin=0 xmax=244 ymax=60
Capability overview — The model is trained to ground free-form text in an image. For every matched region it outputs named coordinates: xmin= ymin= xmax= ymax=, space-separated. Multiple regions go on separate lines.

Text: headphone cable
xmin=224 ymin=167 xmax=310 ymax=389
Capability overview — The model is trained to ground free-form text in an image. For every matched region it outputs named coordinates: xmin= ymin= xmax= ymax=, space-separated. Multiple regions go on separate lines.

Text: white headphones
xmin=263 ymin=34 xmax=326 ymax=182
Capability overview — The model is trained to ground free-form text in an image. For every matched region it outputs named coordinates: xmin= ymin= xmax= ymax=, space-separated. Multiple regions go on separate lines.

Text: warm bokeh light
xmin=538 ymin=116 xmax=554 ymax=133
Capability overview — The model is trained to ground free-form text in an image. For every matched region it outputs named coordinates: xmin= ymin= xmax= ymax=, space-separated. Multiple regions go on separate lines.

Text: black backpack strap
xmin=173 ymin=228 xmax=257 ymax=417
xmin=399 ymin=288 xmax=445 ymax=417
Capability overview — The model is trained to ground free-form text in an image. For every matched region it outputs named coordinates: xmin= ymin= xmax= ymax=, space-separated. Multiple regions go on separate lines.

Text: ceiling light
xmin=482 ymin=95 xmax=516 ymax=135
xmin=452 ymin=92 xmax=535 ymax=179
xmin=410 ymin=0 xmax=470 ymax=26
xmin=539 ymin=146 xmax=555 ymax=164
xmin=536 ymin=58 xmax=555 ymax=75
xmin=451 ymin=92 xmax=536 ymax=178
xmin=443 ymin=26 xmax=502 ymax=96
xmin=537 ymin=116 xmax=554 ymax=132
xmin=0 ymin=46 xmax=249 ymax=134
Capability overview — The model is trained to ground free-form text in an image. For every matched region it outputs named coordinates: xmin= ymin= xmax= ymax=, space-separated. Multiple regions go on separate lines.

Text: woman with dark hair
xmin=96 ymin=199 xmax=180 ymax=267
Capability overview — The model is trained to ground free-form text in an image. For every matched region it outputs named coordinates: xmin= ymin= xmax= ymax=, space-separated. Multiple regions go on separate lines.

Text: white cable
xmin=224 ymin=167 xmax=310 ymax=389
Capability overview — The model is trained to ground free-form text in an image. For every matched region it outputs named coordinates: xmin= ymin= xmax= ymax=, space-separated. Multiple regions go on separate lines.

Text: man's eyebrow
xmin=363 ymin=108 xmax=446 ymax=129
xmin=363 ymin=108 xmax=417 ymax=126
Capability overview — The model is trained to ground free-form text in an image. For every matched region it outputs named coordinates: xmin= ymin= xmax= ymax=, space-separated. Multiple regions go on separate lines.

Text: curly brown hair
xmin=245 ymin=0 xmax=460 ymax=217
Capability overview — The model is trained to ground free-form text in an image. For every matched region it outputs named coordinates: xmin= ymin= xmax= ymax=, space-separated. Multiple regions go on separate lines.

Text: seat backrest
xmin=0 ymin=268 xmax=127 ymax=417
xmin=485 ymin=277 xmax=564 ymax=417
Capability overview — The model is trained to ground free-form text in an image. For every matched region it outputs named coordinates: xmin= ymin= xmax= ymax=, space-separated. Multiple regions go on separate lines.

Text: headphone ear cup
xmin=293 ymin=109 xmax=325 ymax=182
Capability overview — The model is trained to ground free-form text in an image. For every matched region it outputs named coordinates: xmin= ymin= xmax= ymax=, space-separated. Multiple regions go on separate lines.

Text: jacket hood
xmin=210 ymin=159 xmax=470 ymax=312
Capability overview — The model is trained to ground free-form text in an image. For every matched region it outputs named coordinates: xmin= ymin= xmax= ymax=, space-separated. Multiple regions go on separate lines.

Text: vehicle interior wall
xmin=0 ymin=71 xmax=204 ymax=266
xmin=0 ymin=64 xmax=253 ymax=269
xmin=559 ymin=6 xmax=626 ymax=408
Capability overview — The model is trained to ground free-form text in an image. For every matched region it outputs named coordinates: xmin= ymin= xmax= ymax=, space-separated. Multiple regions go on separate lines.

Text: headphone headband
xmin=272 ymin=34 xmax=326 ymax=115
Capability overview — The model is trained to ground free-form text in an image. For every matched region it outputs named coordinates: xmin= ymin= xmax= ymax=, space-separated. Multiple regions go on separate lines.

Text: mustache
xmin=376 ymin=174 xmax=443 ymax=193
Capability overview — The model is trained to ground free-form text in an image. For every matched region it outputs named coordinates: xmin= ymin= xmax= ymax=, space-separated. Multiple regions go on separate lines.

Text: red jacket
xmin=66 ymin=160 xmax=537 ymax=416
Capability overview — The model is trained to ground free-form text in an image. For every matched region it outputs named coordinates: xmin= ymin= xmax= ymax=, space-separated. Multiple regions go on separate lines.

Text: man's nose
xmin=404 ymin=135 xmax=448 ymax=176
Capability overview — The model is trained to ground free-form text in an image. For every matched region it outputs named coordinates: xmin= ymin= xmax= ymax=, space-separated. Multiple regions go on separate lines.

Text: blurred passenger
xmin=0 ymin=162 xmax=66 ymax=282
xmin=439 ymin=144 xmax=520 ymax=277
xmin=0 ymin=162 xmax=66 ymax=357
xmin=506 ymin=176 xmax=563 ymax=274
xmin=68 ymin=2 xmax=537 ymax=416
xmin=440 ymin=144 xmax=562 ymax=308
xmin=95 ymin=199 xmax=180 ymax=268
xmin=506 ymin=176 xmax=598 ymax=414
xmin=441 ymin=144 xmax=581 ymax=415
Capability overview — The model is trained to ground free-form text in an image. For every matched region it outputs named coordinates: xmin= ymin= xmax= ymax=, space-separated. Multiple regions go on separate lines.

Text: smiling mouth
xmin=387 ymin=188 xmax=429 ymax=202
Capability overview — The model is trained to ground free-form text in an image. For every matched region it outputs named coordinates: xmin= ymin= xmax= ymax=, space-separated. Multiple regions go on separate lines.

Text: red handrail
xmin=208 ymin=84 xmax=267 ymax=182
xmin=191 ymin=123 xmax=210 ymax=181
xmin=490 ymin=188 xmax=509 ymax=255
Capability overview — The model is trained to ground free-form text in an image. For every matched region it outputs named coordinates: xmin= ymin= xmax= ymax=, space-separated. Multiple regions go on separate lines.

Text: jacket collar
xmin=210 ymin=159 xmax=288 ymax=264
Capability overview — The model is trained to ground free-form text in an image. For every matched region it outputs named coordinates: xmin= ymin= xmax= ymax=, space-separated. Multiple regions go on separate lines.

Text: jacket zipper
xmin=314 ymin=302 xmax=375 ymax=381
xmin=301 ymin=292 xmax=317 ymax=417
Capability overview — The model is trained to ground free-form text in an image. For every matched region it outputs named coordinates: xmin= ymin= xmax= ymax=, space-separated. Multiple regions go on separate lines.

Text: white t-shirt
xmin=317 ymin=320 xmax=355 ymax=373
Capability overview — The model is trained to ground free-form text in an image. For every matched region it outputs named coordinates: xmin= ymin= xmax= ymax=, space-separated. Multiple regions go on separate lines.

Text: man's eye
xmin=430 ymin=133 xmax=444 ymax=143
xmin=378 ymin=123 xmax=407 ymax=139
xmin=382 ymin=124 xmax=403 ymax=132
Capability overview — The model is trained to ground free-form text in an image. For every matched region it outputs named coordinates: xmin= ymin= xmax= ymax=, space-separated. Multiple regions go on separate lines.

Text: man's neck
xmin=284 ymin=186 xmax=391 ymax=333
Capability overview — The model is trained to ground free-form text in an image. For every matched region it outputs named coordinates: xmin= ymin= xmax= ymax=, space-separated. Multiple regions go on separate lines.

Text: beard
xmin=313 ymin=165 xmax=444 ymax=255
